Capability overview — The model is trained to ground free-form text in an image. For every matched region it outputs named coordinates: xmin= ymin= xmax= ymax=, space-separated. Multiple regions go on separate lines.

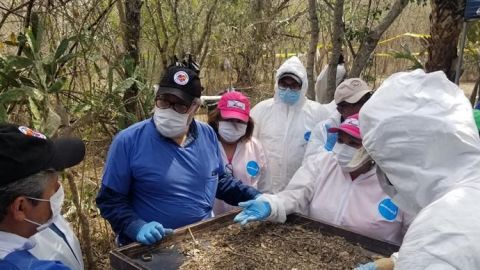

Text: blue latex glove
xmin=324 ymin=124 xmax=338 ymax=151
xmin=136 ymin=221 xmax=174 ymax=245
xmin=354 ymin=262 xmax=377 ymax=270
xmin=233 ymin=199 xmax=272 ymax=225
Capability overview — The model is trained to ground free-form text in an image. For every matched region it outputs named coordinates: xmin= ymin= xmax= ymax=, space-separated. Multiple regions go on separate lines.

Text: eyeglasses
xmin=155 ymin=97 xmax=190 ymax=114
xmin=278 ymin=78 xmax=301 ymax=90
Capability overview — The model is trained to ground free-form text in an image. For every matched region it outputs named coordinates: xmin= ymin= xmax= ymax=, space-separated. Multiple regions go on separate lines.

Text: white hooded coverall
xmin=260 ymin=152 xmax=408 ymax=244
xmin=251 ymin=56 xmax=330 ymax=193
xmin=315 ymin=64 xmax=346 ymax=102
xmin=360 ymin=69 xmax=480 ymax=269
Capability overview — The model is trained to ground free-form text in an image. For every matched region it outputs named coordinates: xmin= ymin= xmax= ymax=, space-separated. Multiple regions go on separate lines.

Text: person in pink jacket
xmin=208 ymin=91 xmax=269 ymax=215
xmin=234 ymin=114 xmax=410 ymax=244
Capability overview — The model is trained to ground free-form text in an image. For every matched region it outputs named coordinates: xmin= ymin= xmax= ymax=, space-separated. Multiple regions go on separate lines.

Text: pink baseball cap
xmin=217 ymin=91 xmax=250 ymax=122
xmin=328 ymin=113 xmax=361 ymax=139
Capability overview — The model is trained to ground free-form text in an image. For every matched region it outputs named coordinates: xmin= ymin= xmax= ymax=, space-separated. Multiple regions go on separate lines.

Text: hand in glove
xmin=355 ymin=258 xmax=394 ymax=270
xmin=136 ymin=221 xmax=174 ymax=245
xmin=355 ymin=262 xmax=377 ymax=270
xmin=324 ymin=124 xmax=338 ymax=151
xmin=233 ymin=199 xmax=271 ymax=225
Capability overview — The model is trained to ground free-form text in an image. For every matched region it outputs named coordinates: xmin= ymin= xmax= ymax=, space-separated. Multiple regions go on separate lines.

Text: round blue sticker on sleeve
xmin=378 ymin=198 xmax=398 ymax=221
xmin=246 ymin=161 xmax=260 ymax=177
xmin=304 ymin=131 xmax=311 ymax=142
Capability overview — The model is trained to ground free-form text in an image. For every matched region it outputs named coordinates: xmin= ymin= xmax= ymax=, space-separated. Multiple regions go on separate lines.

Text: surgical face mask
xmin=278 ymin=87 xmax=301 ymax=105
xmin=332 ymin=143 xmax=358 ymax=169
xmin=153 ymin=107 xmax=190 ymax=138
xmin=218 ymin=121 xmax=247 ymax=143
xmin=343 ymin=146 xmax=374 ymax=172
xmin=376 ymin=166 xmax=421 ymax=215
xmin=25 ymin=185 xmax=65 ymax=232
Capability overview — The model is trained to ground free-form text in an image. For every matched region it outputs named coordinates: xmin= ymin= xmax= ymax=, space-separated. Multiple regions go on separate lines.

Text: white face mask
xmin=25 ymin=185 xmax=64 ymax=231
xmin=332 ymin=143 xmax=358 ymax=169
xmin=153 ymin=107 xmax=190 ymax=138
xmin=218 ymin=121 xmax=247 ymax=143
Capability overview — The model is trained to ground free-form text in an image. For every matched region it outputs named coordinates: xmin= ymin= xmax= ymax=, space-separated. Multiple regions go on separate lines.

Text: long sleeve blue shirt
xmin=0 ymin=250 xmax=69 ymax=270
xmin=96 ymin=118 xmax=260 ymax=244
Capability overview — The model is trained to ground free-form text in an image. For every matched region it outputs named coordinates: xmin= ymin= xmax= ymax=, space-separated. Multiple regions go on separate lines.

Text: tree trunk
xmin=306 ymin=0 xmax=320 ymax=100
xmin=66 ymin=172 xmax=94 ymax=270
xmin=425 ymin=0 xmax=464 ymax=81
xmin=349 ymin=0 xmax=409 ymax=78
xmin=195 ymin=0 xmax=219 ymax=57
xmin=325 ymin=0 xmax=344 ymax=102
xmin=122 ymin=0 xmax=142 ymax=126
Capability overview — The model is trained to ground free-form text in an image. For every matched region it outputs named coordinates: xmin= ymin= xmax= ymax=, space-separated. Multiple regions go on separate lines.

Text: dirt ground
xmin=178 ymin=222 xmax=375 ymax=270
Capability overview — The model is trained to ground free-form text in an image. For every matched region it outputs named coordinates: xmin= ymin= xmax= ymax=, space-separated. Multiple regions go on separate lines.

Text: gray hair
xmin=0 ymin=171 xmax=55 ymax=222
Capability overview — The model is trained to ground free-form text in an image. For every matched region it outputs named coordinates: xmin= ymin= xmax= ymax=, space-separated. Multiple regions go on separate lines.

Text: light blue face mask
xmin=278 ymin=87 xmax=301 ymax=105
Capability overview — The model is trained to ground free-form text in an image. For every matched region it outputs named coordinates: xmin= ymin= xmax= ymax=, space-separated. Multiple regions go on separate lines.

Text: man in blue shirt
xmin=96 ymin=65 xmax=261 ymax=246
xmin=0 ymin=124 xmax=85 ymax=269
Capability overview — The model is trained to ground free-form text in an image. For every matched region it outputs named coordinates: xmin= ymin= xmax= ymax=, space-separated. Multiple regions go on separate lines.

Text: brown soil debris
xmin=178 ymin=222 xmax=374 ymax=270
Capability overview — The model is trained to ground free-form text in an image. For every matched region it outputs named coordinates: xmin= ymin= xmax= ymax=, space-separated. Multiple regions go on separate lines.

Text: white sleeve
xmin=250 ymin=103 xmax=263 ymax=138
xmin=304 ymin=121 xmax=328 ymax=162
xmin=255 ymin=139 xmax=271 ymax=193
xmin=259 ymin=157 xmax=319 ymax=223
xmin=315 ymin=67 xmax=328 ymax=101
xmin=335 ymin=65 xmax=347 ymax=86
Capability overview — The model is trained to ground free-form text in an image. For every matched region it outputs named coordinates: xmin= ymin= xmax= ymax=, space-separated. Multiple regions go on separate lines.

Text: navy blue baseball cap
xmin=156 ymin=66 xmax=203 ymax=104
xmin=0 ymin=123 xmax=85 ymax=186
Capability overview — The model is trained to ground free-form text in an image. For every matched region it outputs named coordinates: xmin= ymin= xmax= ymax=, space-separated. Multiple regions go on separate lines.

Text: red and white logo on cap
xmin=344 ymin=117 xmax=359 ymax=127
xmin=227 ymin=100 xmax=246 ymax=111
xmin=173 ymin=71 xmax=189 ymax=85
xmin=18 ymin=126 xmax=47 ymax=139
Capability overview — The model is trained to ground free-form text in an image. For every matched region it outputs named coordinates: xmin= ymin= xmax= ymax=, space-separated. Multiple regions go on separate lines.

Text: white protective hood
xmin=273 ymin=56 xmax=308 ymax=108
xmin=360 ymin=69 xmax=480 ymax=215
xmin=251 ymin=56 xmax=330 ymax=193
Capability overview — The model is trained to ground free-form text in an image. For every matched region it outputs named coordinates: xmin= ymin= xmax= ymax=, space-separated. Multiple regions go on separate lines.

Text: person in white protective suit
xmin=251 ymin=56 xmax=330 ymax=193
xmin=233 ymin=114 xmax=409 ymax=245
xmin=315 ymin=54 xmax=347 ymax=104
xmin=208 ymin=91 xmax=269 ymax=215
xmin=30 ymin=217 xmax=84 ymax=270
xmin=304 ymin=78 xmax=372 ymax=161
xmin=355 ymin=69 xmax=480 ymax=270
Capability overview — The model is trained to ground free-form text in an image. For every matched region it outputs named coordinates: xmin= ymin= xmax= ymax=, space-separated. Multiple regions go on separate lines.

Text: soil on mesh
xmin=178 ymin=222 xmax=375 ymax=270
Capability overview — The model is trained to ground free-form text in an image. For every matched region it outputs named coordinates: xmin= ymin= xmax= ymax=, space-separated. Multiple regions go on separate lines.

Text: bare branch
xmin=349 ymin=0 xmax=409 ymax=78
xmin=306 ymin=0 xmax=320 ymax=99
xmin=325 ymin=0 xmax=344 ymax=101
xmin=195 ymin=0 xmax=219 ymax=57
xmin=321 ymin=0 xmax=334 ymax=11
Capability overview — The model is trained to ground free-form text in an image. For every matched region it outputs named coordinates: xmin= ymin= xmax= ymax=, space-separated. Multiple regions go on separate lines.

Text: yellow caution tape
xmin=378 ymin=32 xmax=430 ymax=45
xmin=275 ymin=33 xmax=430 ymax=58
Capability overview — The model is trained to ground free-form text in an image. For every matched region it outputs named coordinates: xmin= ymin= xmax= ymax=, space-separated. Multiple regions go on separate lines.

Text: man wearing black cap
xmin=0 ymin=124 xmax=85 ymax=269
xmin=96 ymin=65 xmax=261 ymax=246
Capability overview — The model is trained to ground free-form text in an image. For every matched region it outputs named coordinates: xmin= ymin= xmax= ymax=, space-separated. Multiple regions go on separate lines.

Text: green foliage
xmin=0 ymin=15 xmax=76 ymax=135
xmin=386 ymin=45 xmax=425 ymax=70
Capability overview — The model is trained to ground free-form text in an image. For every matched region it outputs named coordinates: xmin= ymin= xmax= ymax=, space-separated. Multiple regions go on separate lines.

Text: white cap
xmin=334 ymin=78 xmax=372 ymax=104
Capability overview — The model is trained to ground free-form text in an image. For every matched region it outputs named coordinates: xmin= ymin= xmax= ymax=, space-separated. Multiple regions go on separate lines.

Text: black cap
xmin=156 ymin=66 xmax=203 ymax=104
xmin=0 ymin=123 xmax=86 ymax=187
xmin=278 ymin=72 xmax=302 ymax=85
